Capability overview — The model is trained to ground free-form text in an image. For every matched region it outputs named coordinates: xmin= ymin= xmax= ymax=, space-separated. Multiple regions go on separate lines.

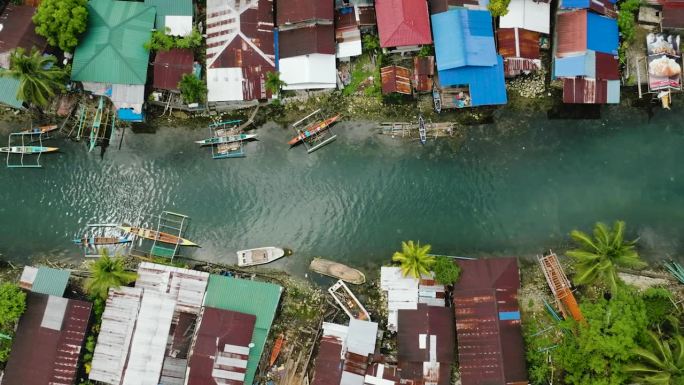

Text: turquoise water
xmin=1 ymin=105 xmax=684 ymax=276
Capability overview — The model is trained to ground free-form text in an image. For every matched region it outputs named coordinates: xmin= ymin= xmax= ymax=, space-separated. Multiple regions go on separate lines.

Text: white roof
xmin=19 ymin=266 xmax=38 ymax=290
xmin=499 ymin=0 xmax=550 ymax=34
xmin=207 ymin=67 xmax=244 ymax=102
xmin=165 ymin=15 xmax=193 ymax=36
xmin=364 ymin=364 xmax=396 ymax=385
xmin=135 ymin=262 xmax=209 ymax=315
xmin=347 ymin=319 xmax=378 ymax=356
xmin=280 ymin=54 xmax=337 ymax=90
xmin=337 ymin=28 xmax=362 ymax=59
xmin=111 ymin=84 xmax=145 ymax=113
xmin=323 ymin=322 xmax=350 ymax=341
xmin=380 ymin=266 xmax=418 ymax=291
xmin=90 ymin=287 xmax=144 ymax=384
xmin=122 ymin=290 xmax=176 ymax=385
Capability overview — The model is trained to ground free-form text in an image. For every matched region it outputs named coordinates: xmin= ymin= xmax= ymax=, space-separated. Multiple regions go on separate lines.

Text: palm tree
xmin=392 ymin=240 xmax=435 ymax=278
xmin=84 ymin=251 xmax=137 ymax=300
xmin=625 ymin=330 xmax=684 ymax=384
xmin=265 ymin=71 xmax=286 ymax=99
xmin=567 ymin=220 xmax=646 ymax=292
xmin=0 ymin=48 xmax=65 ymax=113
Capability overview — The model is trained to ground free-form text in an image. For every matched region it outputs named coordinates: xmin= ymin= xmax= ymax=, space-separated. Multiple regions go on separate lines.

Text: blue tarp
xmin=587 ymin=12 xmax=618 ymax=55
xmin=554 ymin=51 xmax=596 ymax=78
xmin=432 ymin=9 xmax=497 ymax=71
xmin=499 ymin=311 xmax=521 ymax=321
xmin=438 ymin=55 xmax=508 ymax=106
xmin=117 ymin=108 xmax=144 ymax=122
xmin=560 ymin=0 xmax=590 ymax=9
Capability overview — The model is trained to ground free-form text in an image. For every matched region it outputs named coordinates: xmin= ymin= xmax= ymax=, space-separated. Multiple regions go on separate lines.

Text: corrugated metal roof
xmin=203 ymin=275 xmax=282 ymax=385
xmin=500 ymin=0 xmax=550 ymax=34
xmin=122 ymin=290 xmax=176 ymax=385
xmin=429 ymin=0 xmax=478 ymax=14
xmin=432 ymin=9 xmax=497 ymax=71
xmin=26 ymin=267 xmax=71 ymax=297
xmin=135 ymin=261 xmax=209 ymax=315
xmin=311 ymin=336 xmax=344 ymax=385
xmin=3 ymin=292 xmax=91 ymax=385
xmin=277 ymin=0 xmax=333 ymax=25
xmin=144 ymin=0 xmax=193 ymax=30
xmin=452 ymin=258 xmax=527 ymax=385
xmin=595 ymin=51 xmax=619 ymax=80
xmin=71 ymin=0 xmax=156 ymax=85
xmin=89 ymin=287 xmax=144 ymax=384
xmin=160 ymin=357 xmax=187 ymax=385
xmin=347 ymin=319 xmax=378 ymax=356
xmin=153 ymin=49 xmax=194 ymax=90
xmin=438 ymin=55 xmax=507 ymax=106
xmin=0 ymin=74 xmax=23 ymax=109
xmin=280 ymin=53 xmax=337 ymax=90
xmin=560 ymin=0 xmax=616 ymax=16
xmin=554 ymin=51 xmax=596 ymax=78
xmin=413 ymin=56 xmax=434 ymax=92
xmin=562 ymin=78 xmax=620 ymax=104
xmin=365 ymin=363 xmax=400 ymax=385
xmin=663 ymin=4 xmax=684 ymax=28
xmin=376 ymin=0 xmax=432 ymax=48
xmin=381 ymin=65 xmax=412 ymax=94
xmin=0 ymin=4 xmax=46 ymax=69
xmin=279 ymin=24 xmax=336 ymax=59
xmin=555 ymin=10 xmax=618 ymax=57
xmin=497 ymin=28 xmax=540 ymax=59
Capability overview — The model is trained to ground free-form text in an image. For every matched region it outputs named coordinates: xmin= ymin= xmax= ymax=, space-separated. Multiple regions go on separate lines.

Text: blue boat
xmin=73 ymin=235 xmax=131 ymax=247
xmin=418 ymin=115 xmax=427 ymax=145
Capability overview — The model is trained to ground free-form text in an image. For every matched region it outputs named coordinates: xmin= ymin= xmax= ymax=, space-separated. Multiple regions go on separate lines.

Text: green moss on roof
xmin=144 ymin=0 xmax=193 ymax=30
xmin=204 ymin=275 xmax=282 ymax=385
xmin=0 ymin=74 xmax=24 ymax=109
xmin=32 ymin=267 xmax=70 ymax=297
xmin=71 ymin=0 xmax=156 ymax=85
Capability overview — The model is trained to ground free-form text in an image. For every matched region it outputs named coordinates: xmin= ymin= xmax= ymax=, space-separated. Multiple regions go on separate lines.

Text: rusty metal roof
xmin=278 ymin=24 xmax=336 ymax=59
xmin=452 ymin=258 xmax=527 ymax=385
xmin=277 ymin=0 xmax=333 ymax=25
xmin=0 ymin=4 xmax=46 ymax=66
xmin=153 ymin=49 xmax=194 ymax=91
xmin=381 ymin=65 xmax=412 ymax=94
xmin=312 ymin=336 xmax=344 ymax=385
xmin=3 ymin=292 xmax=91 ymax=385
xmin=595 ymin=52 xmax=619 ymax=80
xmin=414 ymin=56 xmax=435 ymax=92
xmin=562 ymin=77 xmax=620 ymax=103
xmin=365 ymin=363 xmax=400 ymax=384
xmin=497 ymin=28 xmax=540 ymax=59
xmin=663 ymin=3 xmax=684 ymax=28
xmin=555 ymin=10 xmax=588 ymax=57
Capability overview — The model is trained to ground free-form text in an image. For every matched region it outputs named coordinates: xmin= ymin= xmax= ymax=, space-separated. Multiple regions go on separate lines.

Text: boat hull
xmin=0 ymin=146 xmax=58 ymax=154
xmin=309 ymin=258 xmax=365 ymax=284
xmin=74 ymin=236 xmax=131 ymax=246
xmin=117 ymin=226 xmax=199 ymax=247
xmin=21 ymin=124 xmax=58 ymax=135
xmin=237 ymin=247 xmax=286 ymax=267
xmin=196 ymin=133 xmax=257 ymax=146
xmin=288 ymin=115 xmax=341 ymax=146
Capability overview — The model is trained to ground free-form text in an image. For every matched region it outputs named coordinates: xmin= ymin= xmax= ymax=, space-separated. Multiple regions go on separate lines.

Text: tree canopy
xmin=33 ymin=0 xmax=88 ymax=53
xmin=144 ymin=28 xmax=203 ymax=51
xmin=432 ymin=256 xmax=461 ymax=285
xmin=178 ymin=74 xmax=207 ymax=104
xmin=265 ymin=71 xmax=287 ymax=98
xmin=487 ymin=0 xmax=511 ymax=17
xmin=85 ymin=252 xmax=137 ymax=300
xmin=392 ymin=240 xmax=435 ymax=278
xmin=626 ymin=330 xmax=684 ymax=385
xmin=0 ymin=48 xmax=66 ymax=109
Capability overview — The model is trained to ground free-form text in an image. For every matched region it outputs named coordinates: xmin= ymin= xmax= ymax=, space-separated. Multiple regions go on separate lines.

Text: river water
xmin=1 ymin=105 xmax=684 ymax=276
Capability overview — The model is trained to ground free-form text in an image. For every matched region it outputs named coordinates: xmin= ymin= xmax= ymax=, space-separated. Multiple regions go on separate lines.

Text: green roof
xmin=204 ymin=275 xmax=282 ymax=384
xmin=71 ymin=0 xmax=156 ymax=85
xmin=143 ymin=0 xmax=193 ymax=30
xmin=32 ymin=267 xmax=70 ymax=297
xmin=0 ymin=74 xmax=24 ymax=109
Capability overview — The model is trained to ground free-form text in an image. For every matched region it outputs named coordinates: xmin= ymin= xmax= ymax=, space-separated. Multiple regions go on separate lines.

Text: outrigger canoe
xmin=21 ymin=124 xmax=58 ymax=135
xmin=195 ymin=133 xmax=258 ymax=146
xmin=73 ymin=235 xmax=131 ymax=247
xmin=117 ymin=226 xmax=199 ymax=247
xmin=287 ymin=114 xmax=341 ymax=146
xmin=0 ymin=146 xmax=58 ymax=154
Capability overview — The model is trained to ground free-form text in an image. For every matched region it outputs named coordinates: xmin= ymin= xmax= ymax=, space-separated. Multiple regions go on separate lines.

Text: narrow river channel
xmin=1 ymin=106 xmax=684 ymax=276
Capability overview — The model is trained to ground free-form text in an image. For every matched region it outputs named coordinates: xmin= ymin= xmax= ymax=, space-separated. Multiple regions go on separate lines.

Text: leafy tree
xmin=392 ymin=240 xmax=435 ymax=278
xmin=625 ymin=331 xmax=684 ymax=385
xmin=33 ymin=0 xmax=88 ymax=52
xmin=567 ymin=221 xmax=646 ymax=292
xmin=642 ymin=287 xmax=676 ymax=328
xmin=0 ymin=48 xmax=66 ymax=111
xmin=84 ymin=252 xmax=137 ymax=300
xmin=432 ymin=256 xmax=461 ymax=285
xmin=553 ymin=286 xmax=648 ymax=385
xmin=488 ymin=0 xmax=511 ymax=17
xmin=265 ymin=71 xmax=287 ymax=98
xmin=417 ymin=45 xmax=434 ymax=58
xmin=178 ymin=74 xmax=207 ymax=104
xmin=144 ymin=28 xmax=203 ymax=51
xmin=617 ymin=0 xmax=641 ymax=63
xmin=0 ymin=283 xmax=26 ymax=363
xmin=362 ymin=34 xmax=380 ymax=63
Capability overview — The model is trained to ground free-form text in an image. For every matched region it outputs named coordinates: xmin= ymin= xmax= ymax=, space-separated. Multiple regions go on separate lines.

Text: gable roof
xmin=71 ymin=0 xmax=156 ymax=85
xmin=376 ymin=0 xmax=432 ymax=47
xmin=278 ymin=24 xmax=335 ymax=58
xmin=499 ymin=0 xmax=550 ymax=34
xmin=144 ymin=0 xmax=193 ymax=30
xmin=432 ymin=9 xmax=496 ymax=70
xmin=276 ymin=0 xmax=333 ymax=25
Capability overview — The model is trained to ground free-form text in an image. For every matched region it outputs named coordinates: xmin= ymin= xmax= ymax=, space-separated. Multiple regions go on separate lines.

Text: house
xmin=397 ymin=304 xmax=455 ymax=385
xmin=0 ymin=4 xmax=46 ymax=69
xmin=335 ymin=7 xmax=362 ymax=60
xmin=152 ymin=49 xmax=195 ymax=91
xmin=496 ymin=28 xmax=541 ymax=77
xmin=376 ymin=0 xmax=432 ymax=51
xmin=2 ymin=292 xmax=92 ymax=385
xmin=413 ymin=56 xmax=435 ymax=92
xmin=560 ymin=0 xmax=616 ymax=16
xmin=663 ymin=2 xmax=684 ymax=29
xmin=277 ymin=0 xmax=337 ymax=90
xmin=452 ymin=257 xmax=527 ymax=385
xmin=432 ymin=9 xmax=507 ymax=106
xmin=19 ymin=266 xmax=70 ymax=296
xmin=499 ymin=0 xmax=550 ymax=34
xmin=203 ymin=275 xmax=282 ymax=385
xmin=206 ymin=0 xmax=275 ymax=102
xmin=381 ymin=65 xmax=412 ymax=94
xmin=311 ymin=319 xmax=379 ymax=385
xmin=71 ymin=0 xmax=156 ymax=122
xmin=144 ymin=0 xmax=193 ymax=36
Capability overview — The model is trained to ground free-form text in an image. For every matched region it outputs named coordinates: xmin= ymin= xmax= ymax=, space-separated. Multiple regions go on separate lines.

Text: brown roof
xmin=365 ymin=363 xmax=400 ymax=384
xmin=358 ymin=5 xmax=377 ymax=26
xmin=497 ymin=28 xmax=540 ymax=59
xmin=663 ymin=3 xmax=684 ymax=28
xmin=311 ymin=336 xmax=344 ymax=385
xmin=186 ymin=307 xmax=256 ymax=385
xmin=595 ymin=52 xmax=619 ymax=80
xmin=503 ymin=58 xmax=541 ymax=77
xmin=153 ymin=48 xmax=194 ymax=91
xmin=278 ymin=24 xmax=335 ymax=59
xmin=413 ymin=56 xmax=434 ymax=92
xmin=0 ymin=4 xmax=46 ymax=57
xmin=381 ymin=65 xmax=412 ymax=95
xmin=3 ymin=292 xmax=91 ymax=385
xmin=563 ymin=77 xmax=608 ymax=103
xmin=556 ymin=10 xmax=587 ymax=57
xmin=453 ymin=258 xmax=527 ymax=385
xmin=429 ymin=0 xmax=478 ymax=14
xmin=277 ymin=0 xmax=333 ymax=25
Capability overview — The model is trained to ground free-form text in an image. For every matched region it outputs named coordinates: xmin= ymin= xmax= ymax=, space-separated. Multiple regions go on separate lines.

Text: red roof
xmin=278 ymin=24 xmax=336 ymax=59
xmin=595 ymin=52 xmax=619 ymax=80
xmin=453 ymin=258 xmax=527 ymax=385
xmin=376 ymin=0 xmax=432 ymax=48
xmin=276 ymin=0 xmax=333 ymax=25
xmin=556 ymin=10 xmax=588 ymax=57
xmin=153 ymin=49 xmax=194 ymax=91
xmin=497 ymin=28 xmax=540 ymax=59
xmin=663 ymin=3 xmax=684 ymax=28
xmin=3 ymin=293 xmax=92 ymax=385
xmin=311 ymin=336 xmax=344 ymax=385
xmin=563 ymin=77 xmax=609 ymax=103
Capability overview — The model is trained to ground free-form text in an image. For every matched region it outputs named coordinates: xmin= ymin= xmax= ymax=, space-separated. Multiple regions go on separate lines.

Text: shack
xmin=375 ymin=0 xmax=432 ymax=52
xmin=497 ymin=0 xmax=549 ymax=77
xmin=19 ymin=266 xmax=70 ymax=297
xmin=380 ymin=65 xmax=412 ymax=95
xmin=152 ymin=49 xmax=195 ymax=92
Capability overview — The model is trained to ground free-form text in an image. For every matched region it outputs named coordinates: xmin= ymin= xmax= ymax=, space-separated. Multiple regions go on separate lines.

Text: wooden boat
xmin=309 ymin=258 xmax=365 ymax=284
xmin=433 ymin=87 xmax=442 ymax=114
xmin=269 ymin=334 xmax=285 ymax=366
xmin=73 ymin=235 xmax=131 ymax=246
xmin=117 ymin=226 xmax=199 ymax=247
xmin=288 ymin=114 xmax=341 ymax=146
xmin=21 ymin=124 xmax=58 ymax=135
xmin=195 ymin=133 xmax=257 ymax=146
xmin=237 ymin=247 xmax=287 ymax=267
xmin=0 ymin=146 xmax=58 ymax=154
xmin=328 ymin=280 xmax=370 ymax=320
xmin=418 ymin=115 xmax=427 ymax=145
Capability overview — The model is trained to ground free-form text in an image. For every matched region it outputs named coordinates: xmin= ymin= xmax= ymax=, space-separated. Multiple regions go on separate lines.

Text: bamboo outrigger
xmin=309 ymin=258 xmax=365 ymax=284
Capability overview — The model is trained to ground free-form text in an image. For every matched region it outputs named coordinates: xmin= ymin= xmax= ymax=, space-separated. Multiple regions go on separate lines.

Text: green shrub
xmin=144 ymin=28 xmax=203 ymax=51
xmin=432 ymin=256 xmax=461 ymax=285
xmin=178 ymin=74 xmax=207 ymax=104
xmin=488 ymin=0 xmax=511 ymax=17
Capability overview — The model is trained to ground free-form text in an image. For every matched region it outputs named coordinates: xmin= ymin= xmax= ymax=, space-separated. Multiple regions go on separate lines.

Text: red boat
xmin=287 ymin=114 xmax=341 ymax=146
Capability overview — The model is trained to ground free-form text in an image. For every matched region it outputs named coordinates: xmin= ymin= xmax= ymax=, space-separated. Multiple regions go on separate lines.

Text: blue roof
xmin=431 ymin=9 xmax=497 ymax=71
xmin=560 ymin=0 xmax=591 ymax=9
xmin=587 ymin=12 xmax=618 ymax=55
xmin=438 ymin=55 xmax=507 ymax=106
xmin=554 ymin=51 xmax=596 ymax=78
xmin=607 ymin=80 xmax=620 ymax=103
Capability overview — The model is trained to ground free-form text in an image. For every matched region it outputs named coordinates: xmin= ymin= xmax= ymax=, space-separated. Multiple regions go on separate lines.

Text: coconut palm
xmin=84 ymin=251 xmax=137 ymax=300
xmin=392 ymin=240 xmax=435 ymax=278
xmin=265 ymin=71 xmax=287 ymax=99
xmin=625 ymin=330 xmax=684 ymax=385
xmin=0 ymin=48 xmax=66 ymax=111
xmin=567 ymin=220 xmax=646 ymax=292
